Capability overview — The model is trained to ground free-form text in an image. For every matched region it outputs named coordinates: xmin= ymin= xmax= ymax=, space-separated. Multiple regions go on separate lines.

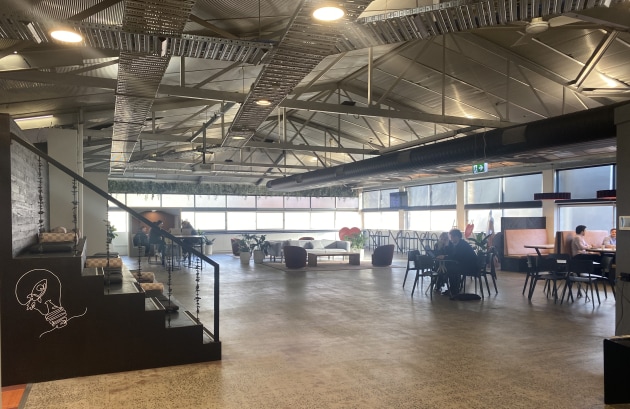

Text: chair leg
xmin=411 ymin=272 xmax=420 ymax=296
xmin=403 ymin=269 xmax=410 ymax=288
xmin=522 ymin=273 xmax=531 ymax=295
xmin=483 ymin=275 xmax=491 ymax=296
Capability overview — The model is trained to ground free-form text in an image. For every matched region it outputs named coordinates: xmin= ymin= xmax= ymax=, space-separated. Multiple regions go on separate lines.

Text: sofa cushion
xmin=39 ymin=232 xmax=76 ymax=243
xmin=311 ymin=240 xmax=324 ymax=249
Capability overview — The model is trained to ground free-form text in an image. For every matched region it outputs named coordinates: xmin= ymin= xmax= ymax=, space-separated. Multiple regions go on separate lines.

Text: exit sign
xmin=472 ymin=163 xmax=488 ymax=174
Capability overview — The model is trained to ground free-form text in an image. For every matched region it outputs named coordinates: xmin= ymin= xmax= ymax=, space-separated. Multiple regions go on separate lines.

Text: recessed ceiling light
xmin=313 ymin=6 xmax=345 ymax=21
xmin=232 ymin=136 xmax=245 ymax=140
xmin=255 ymin=99 xmax=272 ymax=106
xmin=50 ymin=29 xmax=83 ymax=43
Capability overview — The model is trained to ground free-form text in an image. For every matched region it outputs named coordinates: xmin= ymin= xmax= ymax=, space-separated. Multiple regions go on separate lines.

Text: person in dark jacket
xmin=436 ymin=228 xmax=478 ymax=296
xmin=132 ymin=226 xmax=150 ymax=256
xmin=149 ymin=220 xmax=166 ymax=265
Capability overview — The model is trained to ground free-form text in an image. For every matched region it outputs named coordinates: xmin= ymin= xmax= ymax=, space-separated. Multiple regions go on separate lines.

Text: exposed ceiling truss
xmin=0 ymin=0 xmax=628 ymax=190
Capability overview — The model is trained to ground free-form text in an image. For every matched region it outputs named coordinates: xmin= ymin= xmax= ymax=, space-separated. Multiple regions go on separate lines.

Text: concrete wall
xmin=10 ymin=139 xmax=48 ymax=257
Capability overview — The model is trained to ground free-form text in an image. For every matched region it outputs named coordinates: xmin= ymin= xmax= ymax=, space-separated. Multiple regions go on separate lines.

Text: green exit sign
xmin=472 ymin=163 xmax=488 ymax=174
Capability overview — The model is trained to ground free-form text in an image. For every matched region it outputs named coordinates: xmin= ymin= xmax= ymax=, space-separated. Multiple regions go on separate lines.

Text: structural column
xmin=615 ymin=103 xmax=630 ymax=335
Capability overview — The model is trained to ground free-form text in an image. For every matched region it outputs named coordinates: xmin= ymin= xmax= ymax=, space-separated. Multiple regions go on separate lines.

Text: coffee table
xmin=307 ymin=251 xmax=361 ymax=267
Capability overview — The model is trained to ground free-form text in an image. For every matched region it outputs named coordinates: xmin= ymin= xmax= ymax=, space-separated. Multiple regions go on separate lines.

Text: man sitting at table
xmin=435 ymin=228 xmax=478 ymax=297
xmin=571 ymin=225 xmax=601 ymax=262
xmin=603 ymin=228 xmax=616 ymax=248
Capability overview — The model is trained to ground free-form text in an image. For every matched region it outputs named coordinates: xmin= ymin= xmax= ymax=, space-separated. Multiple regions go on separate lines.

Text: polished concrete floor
xmin=14 ymin=252 xmax=630 ymax=408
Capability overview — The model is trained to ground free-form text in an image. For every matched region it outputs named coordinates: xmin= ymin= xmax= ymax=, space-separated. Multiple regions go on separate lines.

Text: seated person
xmin=433 ymin=232 xmax=451 ymax=291
xmin=435 ymin=228 xmax=477 ymax=297
xmin=602 ymin=228 xmax=616 ymax=248
xmin=132 ymin=226 xmax=150 ymax=256
xmin=433 ymin=232 xmax=451 ymax=257
xmin=571 ymin=225 xmax=600 ymax=262
xmin=149 ymin=220 xmax=166 ymax=265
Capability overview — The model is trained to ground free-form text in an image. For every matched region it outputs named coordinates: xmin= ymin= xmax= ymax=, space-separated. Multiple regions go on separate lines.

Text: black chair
xmin=599 ymin=255 xmax=616 ymax=299
xmin=561 ymin=259 xmax=600 ymax=307
xmin=458 ymin=253 xmax=486 ymax=299
xmin=372 ymin=244 xmax=395 ymax=267
xmin=527 ymin=256 xmax=566 ymax=303
xmin=283 ymin=246 xmax=307 ymax=269
xmin=479 ymin=249 xmax=498 ymax=295
xmin=403 ymin=250 xmax=421 ymax=288
xmin=411 ymin=255 xmax=439 ymax=299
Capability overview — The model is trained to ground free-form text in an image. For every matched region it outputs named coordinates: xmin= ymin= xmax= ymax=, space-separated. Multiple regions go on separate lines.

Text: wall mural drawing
xmin=15 ymin=269 xmax=87 ymax=338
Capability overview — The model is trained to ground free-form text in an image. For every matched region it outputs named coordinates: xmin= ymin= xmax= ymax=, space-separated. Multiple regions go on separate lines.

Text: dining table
xmin=173 ymin=234 xmax=205 ymax=268
xmin=587 ymin=247 xmax=617 ymax=254
xmin=523 ymin=244 xmax=555 ymax=257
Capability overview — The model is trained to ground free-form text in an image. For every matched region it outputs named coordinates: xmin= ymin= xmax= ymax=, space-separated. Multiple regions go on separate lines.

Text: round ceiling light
xmin=50 ymin=29 xmax=83 ymax=43
xmin=255 ymin=99 xmax=272 ymax=106
xmin=313 ymin=6 xmax=345 ymax=21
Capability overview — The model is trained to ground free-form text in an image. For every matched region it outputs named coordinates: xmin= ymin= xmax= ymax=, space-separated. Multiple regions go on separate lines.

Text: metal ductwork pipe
xmin=266 ymin=103 xmax=623 ymax=192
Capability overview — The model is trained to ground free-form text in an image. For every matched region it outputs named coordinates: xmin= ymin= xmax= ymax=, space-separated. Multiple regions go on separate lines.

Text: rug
xmin=264 ymin=261 xmax=405 ymax=273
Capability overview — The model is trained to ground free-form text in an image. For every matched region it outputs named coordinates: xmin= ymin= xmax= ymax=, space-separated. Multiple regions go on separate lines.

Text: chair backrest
xmin=538 ymin=256 xmax=559 ymax=272
xmin=568 ymin=258 xmax=594 ymax=275
xmin=416 ymin=254 xmax=434 ymax=270
xmin=407 ymin=249 xmax=420 ymax=262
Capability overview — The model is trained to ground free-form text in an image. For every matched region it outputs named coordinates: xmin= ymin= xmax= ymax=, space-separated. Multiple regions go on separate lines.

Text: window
xmin=227 ymin=196 xmax=256 ymax=208
xmin=257 ymin=196 xmax=284 ymax=208
xmin=196 ymin=195 xmax=226 ymax=207
xmin=195 ymin=212 xmax=226 ymax=230
xmin=336 ymin=197 xmax=359 ymax=209
xmin=557 ymin=165 xmax=615 ymax=199
xmin=431 ymin=182 xmax=456 ymax=206
xmin=466 ymin=178 xmax=500 ymax=204
xmin=227 ymin=212 xmax=256 ymax=230
xmin=162 ymin=194 xmax=194 ymax=207
xmin=126 ymin=193 xmax=161 ymax=207
xmin=364 ymin=211 xmax=399 ymax=230
xmin=558 ymin=204 xmax=615 ymax=231
xmin=406 ymin=210 xmax=456 ymax=231
xmin=311 ymin=211 xmax=336 ymax=229
xmin=285 ymin=211 xmax=311 ymax=229
xmin=335 ymin=211 xmax=361 ymax=229
xmin=284 ymin=196 xmax=310 ymax=208
xmin=362 ymin=191 xmax=380 ymax=209
xmin=408 ymin=185 xmax=429 ymax=207
xmin=503 ymin=173 xmax=541 ymax=202
xmin=311 ymin=197 xmax=336 ymax=208
xmin=256 ymin=212 xmax=284 ymax=229
xmin=108 ymin=210 xmax=128 ymax=233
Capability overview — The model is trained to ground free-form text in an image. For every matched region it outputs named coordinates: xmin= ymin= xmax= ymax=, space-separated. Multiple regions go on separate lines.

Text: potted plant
xmin=104 ymin=220 xmax=118 ymax=244
xmin=468 ymin=232 xmax=490 ymax=255
xmin=238 ymin=237 xmax=252 ymax=263
xmin=347 ymin=231 xmax=366 ymax=260
xmin=246 ymin=233 xmax=268 ymax=264
xmin=202 ymin=234 xmax=215 ymax=255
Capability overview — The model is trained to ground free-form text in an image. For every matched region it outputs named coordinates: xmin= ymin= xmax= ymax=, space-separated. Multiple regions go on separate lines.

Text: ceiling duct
xmin=266 ymin=102 xmax=624 ymax=192
xmin=109 ymin=0 xmax=196 ymax=174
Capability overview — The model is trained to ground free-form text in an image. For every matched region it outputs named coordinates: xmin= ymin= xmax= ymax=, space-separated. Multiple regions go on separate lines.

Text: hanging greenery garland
xmin=108 ymin=180 xmax=357 ymax=197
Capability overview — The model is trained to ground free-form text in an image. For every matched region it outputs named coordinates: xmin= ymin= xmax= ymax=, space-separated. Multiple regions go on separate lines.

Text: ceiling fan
xmin=511 ymin=15 xmax=585 ymax=46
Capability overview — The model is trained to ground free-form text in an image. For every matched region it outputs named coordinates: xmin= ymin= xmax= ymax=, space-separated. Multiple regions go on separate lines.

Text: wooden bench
xmin=556 ymin=230 xmax=609 ymax=257
xmin=502 ymin=229 xmax=550 ymax=271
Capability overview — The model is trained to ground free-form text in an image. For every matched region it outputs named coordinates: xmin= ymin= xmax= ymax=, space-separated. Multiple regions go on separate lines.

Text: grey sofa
xmin=267 ymin=239 xmax=351 ymax=261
